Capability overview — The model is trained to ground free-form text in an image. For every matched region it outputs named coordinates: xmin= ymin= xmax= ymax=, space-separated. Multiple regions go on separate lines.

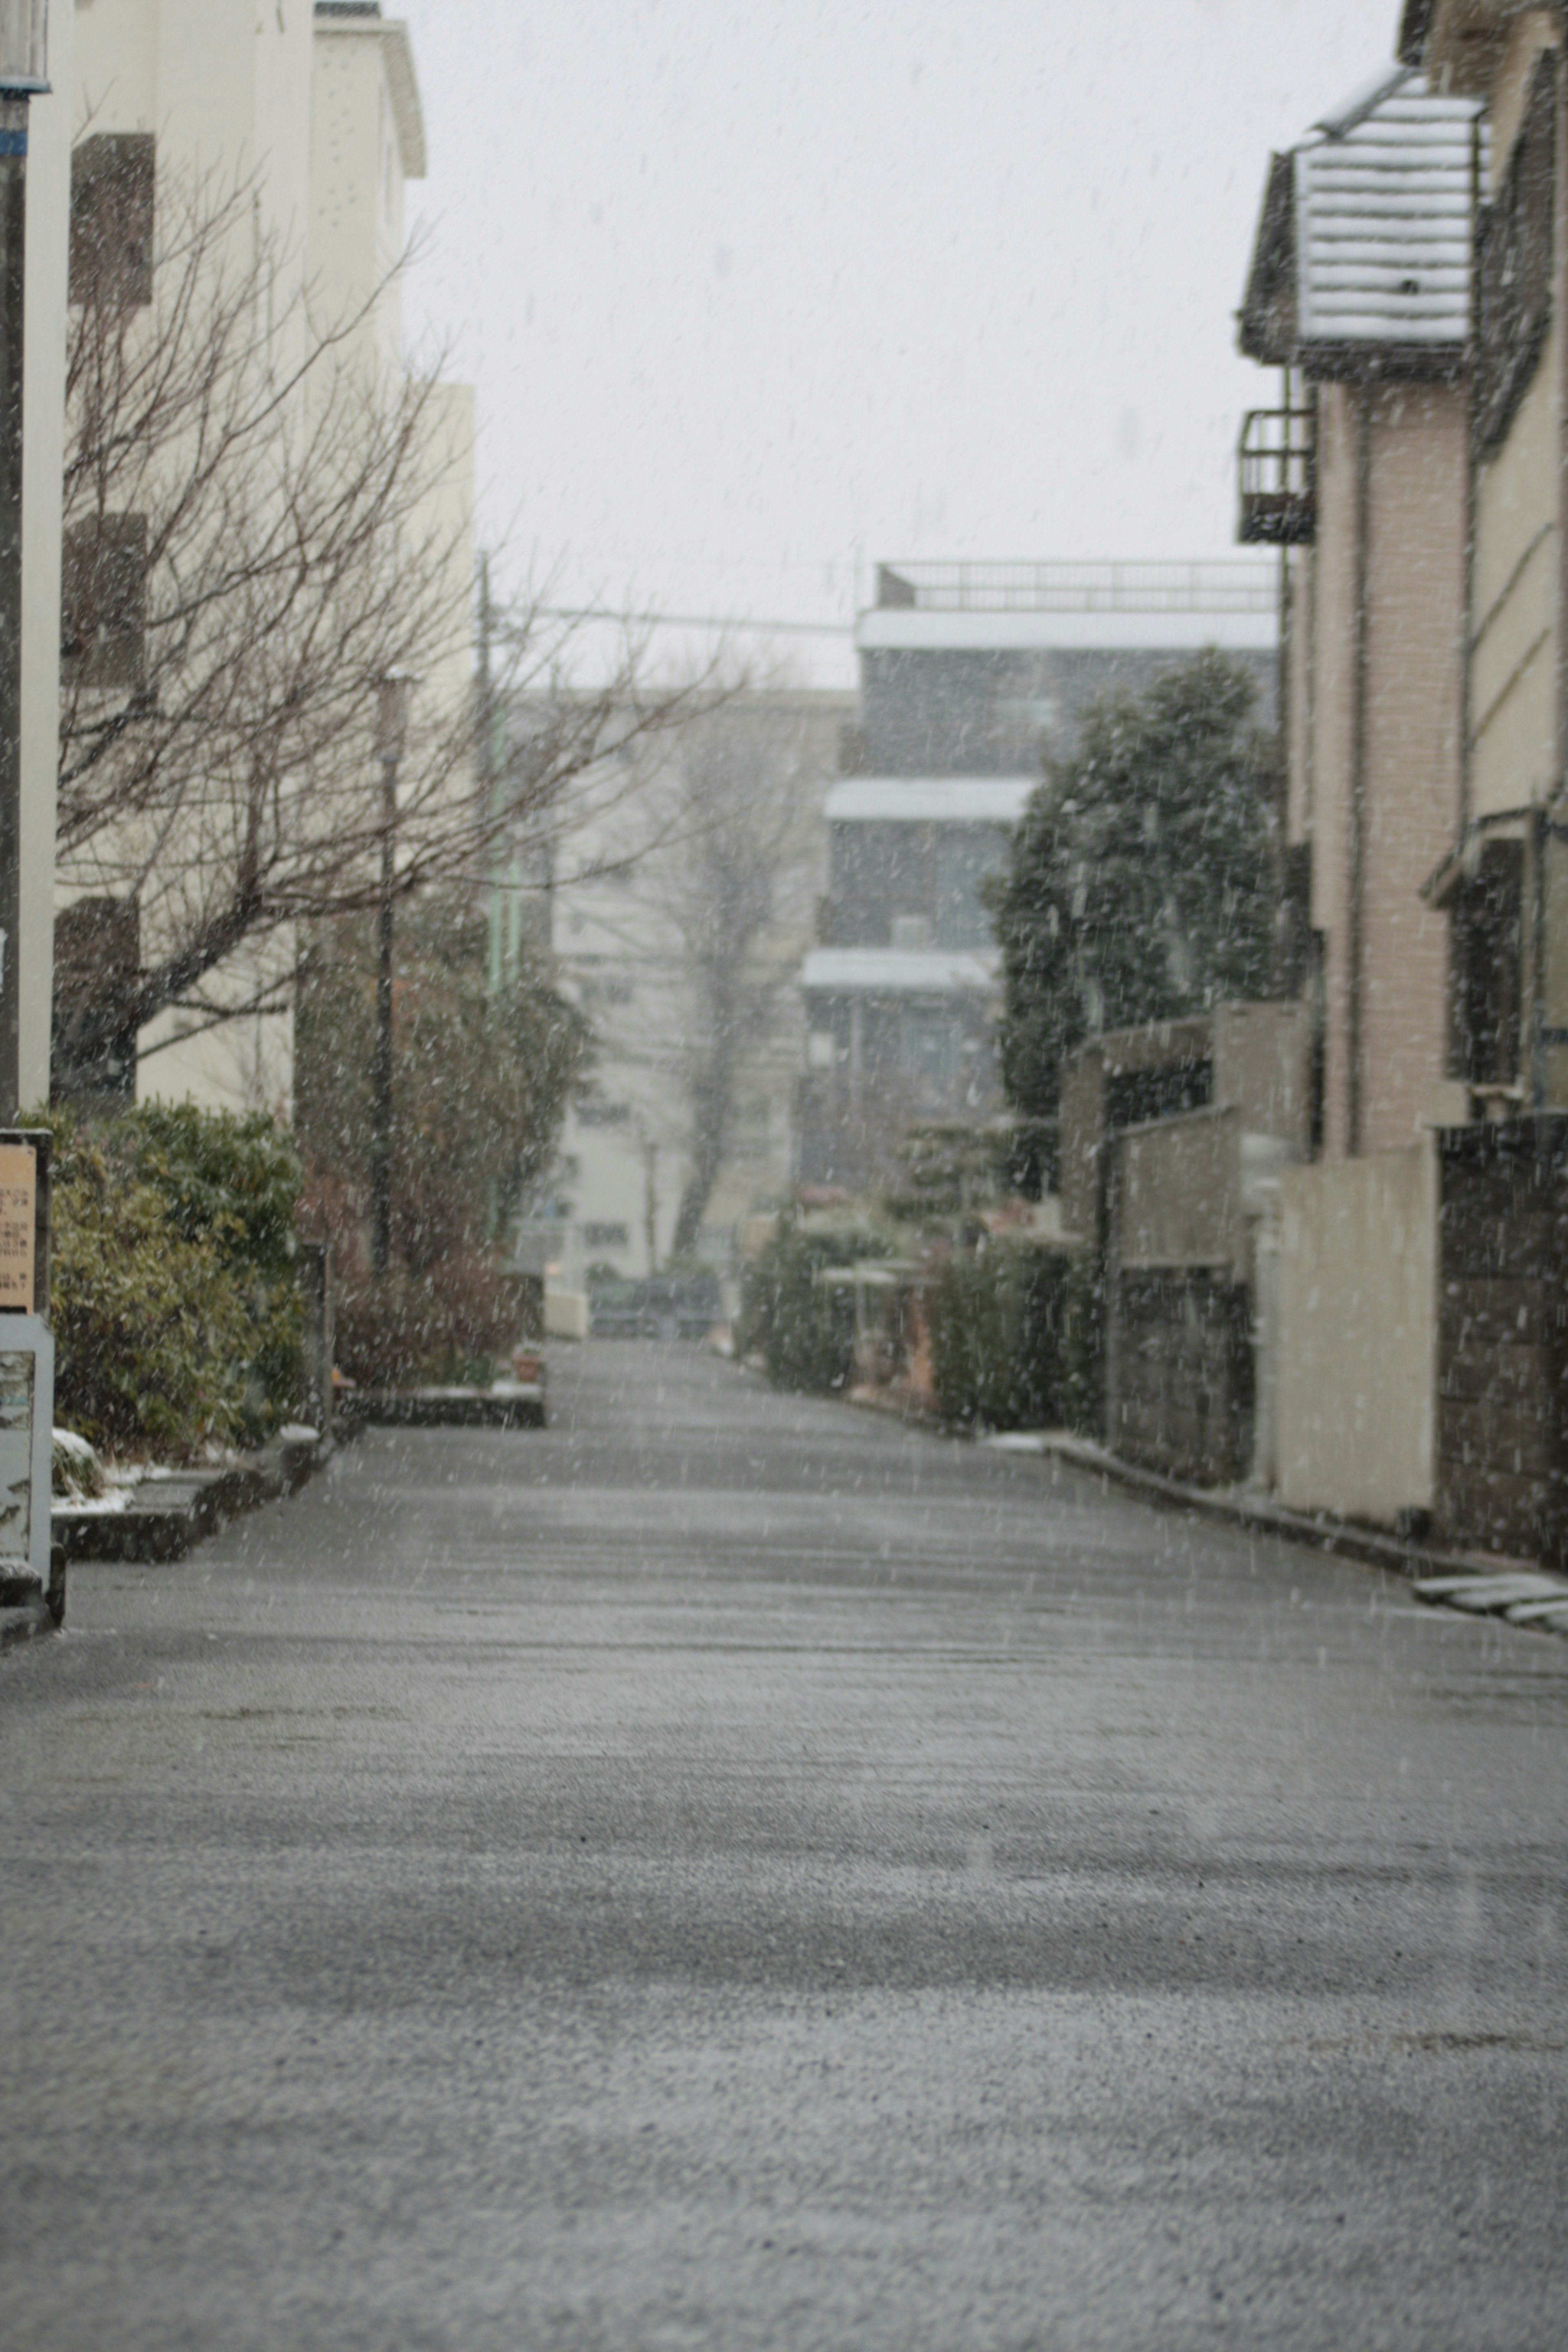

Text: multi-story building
xmin=797 ymin=561 xmax=1278 ymax=1191
xmin=58 ymin=1 xmax=472 ymax=1116
xmin=517 ymin=685 xmax=855 ymax=1286
xmin=1239 ymin=63 xmax=1480 ymax=1159
xmin=1397 ymin=2 xmax=1568 ymax=1109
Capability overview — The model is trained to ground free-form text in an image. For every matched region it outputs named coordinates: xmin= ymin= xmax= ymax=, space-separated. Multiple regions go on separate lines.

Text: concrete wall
xmin=1213 ymin=1001 xmax=1312 ymax=1153
xmin=1276 ymin=1141 xmax=1438 ymax=1524
xmin=1114 ymin=1107 xmax=1243 ymax=1277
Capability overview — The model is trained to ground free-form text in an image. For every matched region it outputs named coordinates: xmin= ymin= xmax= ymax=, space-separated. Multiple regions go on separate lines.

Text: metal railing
xmin=1236 ymin=409 xmax=1316 ymax=545
xmin=874 ymin=559 xmax=1279 ymax=616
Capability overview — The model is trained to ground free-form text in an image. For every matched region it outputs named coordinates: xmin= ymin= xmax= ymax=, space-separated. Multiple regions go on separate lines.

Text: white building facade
xmin=61 ymin=0 xmax=472 ymax=1116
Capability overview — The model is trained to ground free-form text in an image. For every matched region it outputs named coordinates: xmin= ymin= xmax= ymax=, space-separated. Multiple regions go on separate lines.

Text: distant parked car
xmin=587 ymin=1271 xmax=722 ymax=1341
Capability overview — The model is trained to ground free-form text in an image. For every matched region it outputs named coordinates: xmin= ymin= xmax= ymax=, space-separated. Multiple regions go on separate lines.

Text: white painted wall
xmin=66 ymin=2 xmax=471 ymax=1121
xmin=1276 ymin=1142 xmax=1439 ymax=1525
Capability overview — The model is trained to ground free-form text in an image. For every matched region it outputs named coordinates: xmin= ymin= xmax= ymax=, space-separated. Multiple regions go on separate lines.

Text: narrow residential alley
xmin=3 ymin=1343 xmax=1567 ymax=2350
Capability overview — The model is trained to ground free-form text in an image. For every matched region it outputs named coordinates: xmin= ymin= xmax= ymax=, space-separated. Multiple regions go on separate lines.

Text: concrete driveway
xmin=3 ymin=1341 xmax=1566 ymax=2349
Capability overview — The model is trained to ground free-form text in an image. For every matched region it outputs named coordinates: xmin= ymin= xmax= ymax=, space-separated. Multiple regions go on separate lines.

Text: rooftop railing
xmin=873 ymin=559 xmax=1279 ymax=616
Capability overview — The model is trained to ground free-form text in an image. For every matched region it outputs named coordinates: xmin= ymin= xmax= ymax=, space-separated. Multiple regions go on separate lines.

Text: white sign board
xmin=0 ymin=1316 xmax=53 ymax=1592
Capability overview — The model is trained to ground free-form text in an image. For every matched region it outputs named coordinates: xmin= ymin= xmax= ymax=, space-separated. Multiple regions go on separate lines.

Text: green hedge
xmin=927 ymin=1240 xmax=1095 ymax=1431
xmin=739 ymin=1222 xmax=891 ymax=1394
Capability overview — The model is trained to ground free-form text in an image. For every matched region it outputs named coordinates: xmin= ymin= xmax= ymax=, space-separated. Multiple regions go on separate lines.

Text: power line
xmin=532 ymin=606 xmax=854 ymax=639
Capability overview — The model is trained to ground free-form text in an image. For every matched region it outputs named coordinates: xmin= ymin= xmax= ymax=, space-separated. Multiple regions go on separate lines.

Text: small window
xmin=1475 ymin=51 xmax=1556 ymax=455
xmin=70 ymin=134 xmax=156 ymax=309
xmin=577 ymin=1101 xmax=631 ymax=1128
xmin=1452 ymin=841 xmax=1523 ymax=1085
xmin=61 ymin=514 xmax=149 ymax=690
xmin=582 ymin=1222 xmax=630 ymax=1249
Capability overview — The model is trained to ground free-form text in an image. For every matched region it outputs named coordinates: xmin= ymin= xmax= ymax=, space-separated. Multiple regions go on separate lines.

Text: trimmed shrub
xmin=119 ymin=1100 xmax=305 ymax=1424
xmin=35 ymin=1105 xmax=306 ymax=1460
xmin=927 ymin=1240 xmax=1090 ymax=1430
xmin=48 ymin=1121 xmax=255 ymax=1457
xmin=332 ymin=1252 xmax=523 ymax=1390
xmin=739 ymin=1221 xmax=890 ymax=1393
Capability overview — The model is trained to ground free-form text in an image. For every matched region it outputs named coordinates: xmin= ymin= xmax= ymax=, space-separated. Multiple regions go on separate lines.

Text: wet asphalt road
xmin=3 ymin=1341 xmax=1568 ymax=2350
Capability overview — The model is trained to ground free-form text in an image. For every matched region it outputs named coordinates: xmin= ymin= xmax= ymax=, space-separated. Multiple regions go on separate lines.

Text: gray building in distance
xmin=797 ymin=561 xmax=1279 ymax=1192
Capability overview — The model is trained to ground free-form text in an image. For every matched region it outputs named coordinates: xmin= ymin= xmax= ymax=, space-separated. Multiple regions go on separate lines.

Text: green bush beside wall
xmin=927 ymin=1241 xmax=1093 ymax=1431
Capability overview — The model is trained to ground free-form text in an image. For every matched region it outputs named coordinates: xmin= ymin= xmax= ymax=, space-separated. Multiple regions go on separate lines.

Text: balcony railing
xmin=1237 ymin=408 xmax=1316 ymax=545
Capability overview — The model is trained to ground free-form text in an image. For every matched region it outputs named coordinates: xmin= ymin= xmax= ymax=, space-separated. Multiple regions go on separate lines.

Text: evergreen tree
xmin=989 ymin=649 xmax=1278 ymax=1120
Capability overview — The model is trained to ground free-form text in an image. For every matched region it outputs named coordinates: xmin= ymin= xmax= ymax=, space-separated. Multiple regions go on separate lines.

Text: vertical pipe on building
xmin=1348 ymin=378 xmax=1373 ymax=1156
xmin=370 ymin=744 xmax=397 ymax=1277
xmin=1547 ymin=29 xmax=1568 ymax=1107
xmin=1273 ymin=367 xmax=1292 ymax=996
xmin=0 ymin=95 xmax=25 ymax=1123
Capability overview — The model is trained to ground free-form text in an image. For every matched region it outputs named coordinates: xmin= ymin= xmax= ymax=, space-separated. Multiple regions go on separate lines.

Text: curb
xmin=0 ymin=1594 xmax=55 ymax=1652
xmin=823 ymin=1376 xmax=1568 ymax=1622
xmin=341 ymin=1381 xmax=546 ymax=1432
xmin=976 ymin=1430 xmax=1568 ymax=1632
xmin=52 ymin=1428 xmax=333 ymax=1570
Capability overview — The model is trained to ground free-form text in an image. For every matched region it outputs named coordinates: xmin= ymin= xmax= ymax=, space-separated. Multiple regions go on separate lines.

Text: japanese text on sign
xmin=0 ymin=1144 xmax=36 ymax=1312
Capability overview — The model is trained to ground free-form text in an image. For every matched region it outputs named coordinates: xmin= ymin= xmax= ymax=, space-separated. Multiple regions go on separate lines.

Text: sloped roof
xmin=1240 ymin=67 xmax=1483 ymax=372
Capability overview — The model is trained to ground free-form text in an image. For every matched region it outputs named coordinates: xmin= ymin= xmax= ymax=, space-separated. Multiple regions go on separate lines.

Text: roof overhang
xmin=1298 ymin=339 xmax=1469 ymax=383
xmin=1238 ymin=152 xmax=1297 ymax=363
xmin=1422 ymin=806 xmax=1532 ymax=905
xmin=314 ymin=9 xmax=428 ymax=178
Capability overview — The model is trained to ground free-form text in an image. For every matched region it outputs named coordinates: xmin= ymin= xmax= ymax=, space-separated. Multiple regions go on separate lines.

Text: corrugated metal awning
xmin=1296 ymin=72 xmax=1483 ymax=354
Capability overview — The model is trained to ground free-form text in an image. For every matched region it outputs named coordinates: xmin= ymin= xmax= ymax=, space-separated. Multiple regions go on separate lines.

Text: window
xmin=1475 ymin=51 xmax=1556 ymax=455
xmin=582 ymin=1222 xmax=630 ymax=1249
xmin=1452 ymin=840 xmax=1522 ymax=1086
xmin=70 ymin=134 xmax=155 ymax=309
xmin=61 ymin=515 xmax=148 ymax=691
xmin=579 ymin=974 xmax=634 ymax=1007
xmin=577 ymin=1101 xmax=631 ymax=1128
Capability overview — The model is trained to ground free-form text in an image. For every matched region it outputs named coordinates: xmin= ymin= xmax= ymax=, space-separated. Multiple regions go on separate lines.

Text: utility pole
xmin=370 ymin=671 xmax=415 ymax=1278
xmin=0 ymin=5 xmax=47 ymax=1124
xmin=480 ymin=553 xmax=502 ymax=996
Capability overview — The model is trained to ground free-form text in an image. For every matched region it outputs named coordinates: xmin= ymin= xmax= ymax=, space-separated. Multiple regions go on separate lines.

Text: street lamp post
xmin=0 ymin=2 xmax=47 ymax=1124
xmin=370 ymin=670 xmax=415 ymax=1278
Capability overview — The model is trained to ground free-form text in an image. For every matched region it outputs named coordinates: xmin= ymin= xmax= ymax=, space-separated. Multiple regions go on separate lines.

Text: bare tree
xmin=649 ymin=697 xmax=827 ymax=1256
xmin=55 ymin=152 xmax=711 ymax=1091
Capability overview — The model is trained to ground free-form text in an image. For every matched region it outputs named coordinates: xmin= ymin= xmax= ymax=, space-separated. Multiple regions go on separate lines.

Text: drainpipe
xmin=1549 ymin=29 xmax=1568 ymax=1108
xmin=1348 ymin=379 xmax=1373 ymax=1156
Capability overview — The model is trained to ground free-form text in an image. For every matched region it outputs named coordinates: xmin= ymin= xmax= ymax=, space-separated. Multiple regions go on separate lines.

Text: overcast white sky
xmin=395 ymin=0 xmax=1400 ymax=686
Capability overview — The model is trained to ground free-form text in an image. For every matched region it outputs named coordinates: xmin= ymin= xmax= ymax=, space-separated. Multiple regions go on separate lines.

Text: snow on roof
xmin=802 ymin=948 xmax=1000 ymax=996
xmin=824 ymin=778 xmax=1035 ymax=824
xmin=1294 ymin=69 xmax=1481 ymax=353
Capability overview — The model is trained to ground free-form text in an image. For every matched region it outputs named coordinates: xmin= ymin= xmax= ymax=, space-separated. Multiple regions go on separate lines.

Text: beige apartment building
xmin=61 ymin=1 xmax=472 ymax=1115
xmin=1239 ymin=64 xmax=1479 ymax=1159
xmin=1399 ymin=3 xmax=1568 ymax=1108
